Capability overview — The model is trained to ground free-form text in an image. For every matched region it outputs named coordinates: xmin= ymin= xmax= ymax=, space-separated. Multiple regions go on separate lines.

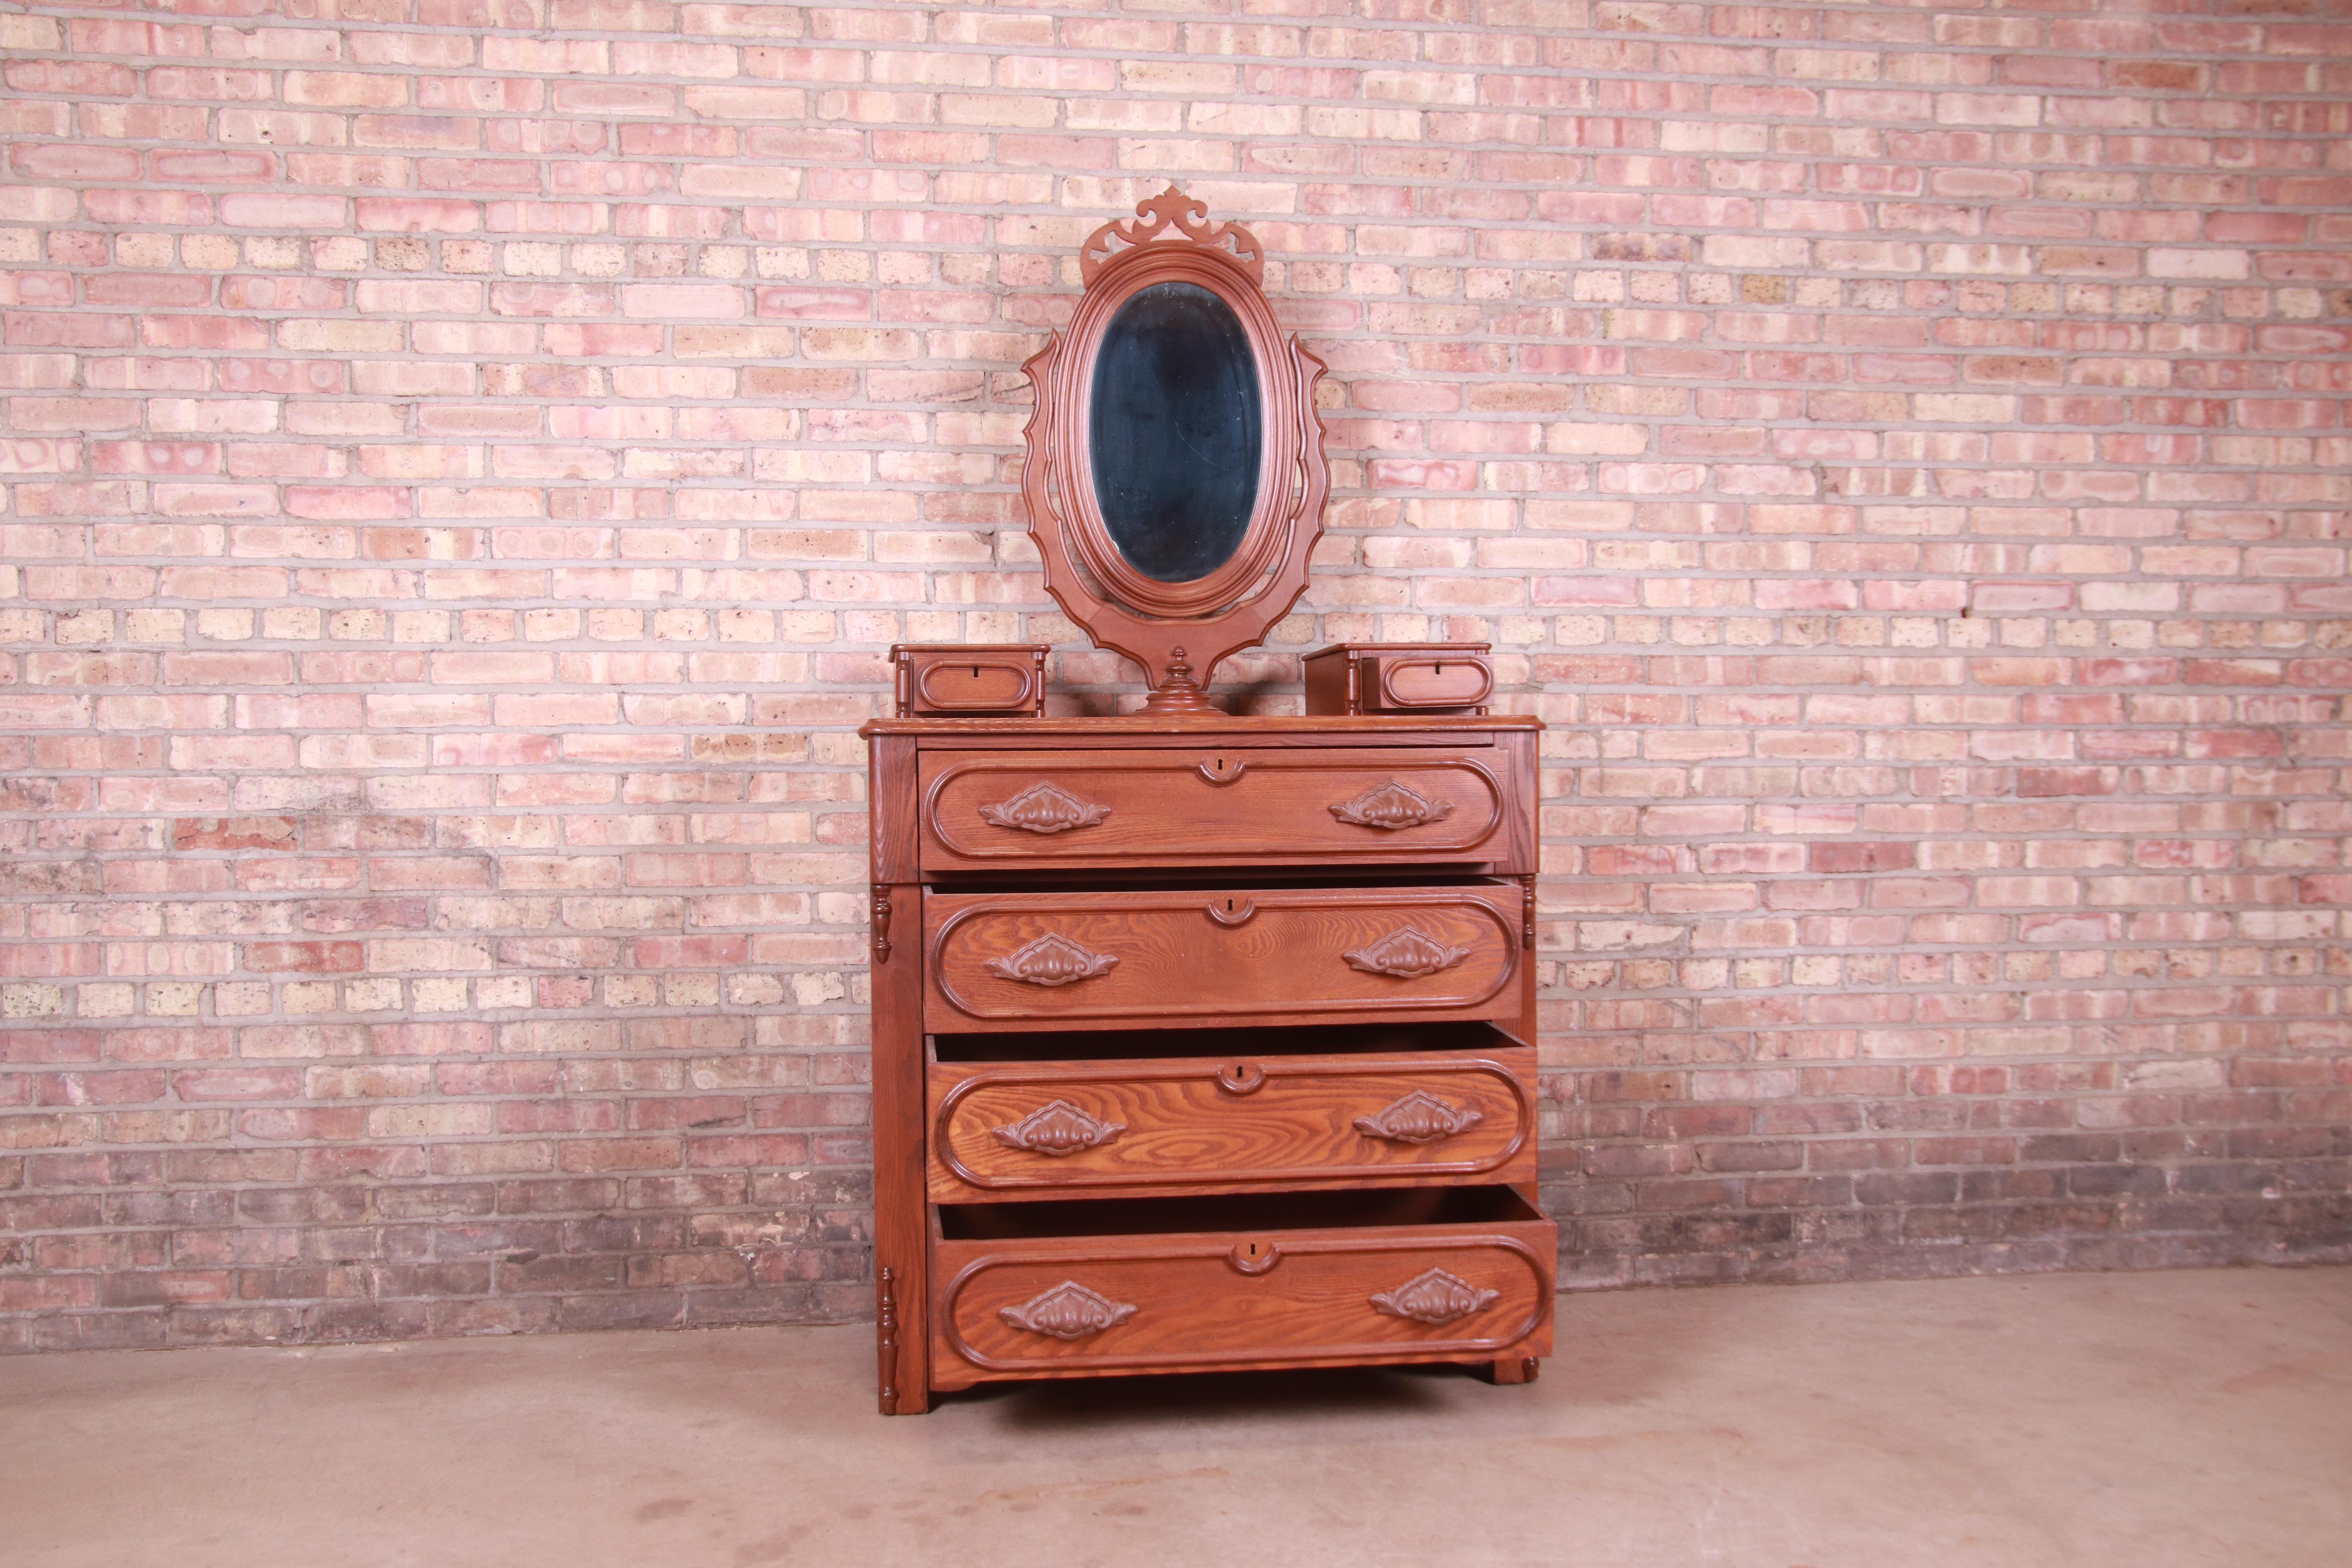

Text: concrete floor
xmin=4 ymin=1268 xmax=2347 ymax=1568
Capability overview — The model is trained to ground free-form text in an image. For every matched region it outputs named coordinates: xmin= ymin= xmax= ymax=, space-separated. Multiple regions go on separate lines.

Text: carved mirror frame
xmin=1020 ymin=187 xmax=1330 ymax=714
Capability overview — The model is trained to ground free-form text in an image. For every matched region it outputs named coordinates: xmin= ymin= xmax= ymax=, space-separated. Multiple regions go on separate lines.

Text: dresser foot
xmin=876 ymin=1264 xmax=931 ymax=1414
xmin=1482 ymin=1354 xmax=1541 ymax=1386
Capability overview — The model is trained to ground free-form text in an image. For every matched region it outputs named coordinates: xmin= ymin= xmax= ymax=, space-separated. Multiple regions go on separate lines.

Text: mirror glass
xmin=1087 ymin=280 xmax=1261 ymax=584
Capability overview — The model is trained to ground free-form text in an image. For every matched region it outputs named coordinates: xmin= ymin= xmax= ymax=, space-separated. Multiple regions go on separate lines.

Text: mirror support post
xmin=1139 ymin=647 xmax=1220 ymax=716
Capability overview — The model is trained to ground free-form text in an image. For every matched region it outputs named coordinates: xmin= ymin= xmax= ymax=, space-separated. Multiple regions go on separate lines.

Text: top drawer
xmin=917 ymin=748 xmax=1509 ymax=871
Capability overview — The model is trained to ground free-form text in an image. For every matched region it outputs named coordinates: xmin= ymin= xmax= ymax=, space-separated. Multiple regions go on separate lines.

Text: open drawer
xmin=931 ymin=1187 xmax=1555 ymax=1388
xmin=926 ymin=1023 xmax=1536 ymax=1201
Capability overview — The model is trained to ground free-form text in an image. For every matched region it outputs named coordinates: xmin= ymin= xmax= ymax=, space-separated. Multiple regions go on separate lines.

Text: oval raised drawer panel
xmin=917 ymin=748 xmax=1508 ymax=869
xmin=914 ymin=657 xmax=1037 ymax=714
xmin=922 ymin=886 xmax=1521 ymax=1032
xmin=1372 ymin=655 xmax=1494 ymax=712
xmin=933 ymin=1226 xmax=1554 ymax=1385
xmin=925 ymin=1049 xmax=1537 ymax=1201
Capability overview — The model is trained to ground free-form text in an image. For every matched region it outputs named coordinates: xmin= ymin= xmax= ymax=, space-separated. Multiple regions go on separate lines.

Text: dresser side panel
xmin=867 ymin=733 xmax=929 ymax=1411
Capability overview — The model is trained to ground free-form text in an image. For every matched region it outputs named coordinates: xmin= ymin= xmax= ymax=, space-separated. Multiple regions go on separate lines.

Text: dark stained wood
xmin=923 ymin=884 xmax=1524 ymax=1032
xmin=918 ymin=747 xmax=1512 ymax=871
xmin=929 ymin=1187 xmax=1554 ymax=1389
xmin=926 ymin=1044 xmax=1539 ymax=1201
xmin=1020 ymin=187 xmax=1330 ymax=710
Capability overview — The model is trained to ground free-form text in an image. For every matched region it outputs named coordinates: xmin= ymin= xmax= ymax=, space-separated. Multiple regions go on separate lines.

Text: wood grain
xmin=868 ymin=717 xmax=1552 ymax=1407
xmin=923 ymin=884 xmax=1522 ymax=1031
xmin=1302 ymin=642 xmax=1494 ymax=717
xmin=919 ymin=746 xmax=1508 ymax=870
xmin=1373 ymin=654 xmax=1494 ymax=712
xmin=926 ymin=1046 xmax=1538 ymax=1201
xmin=866 ymin=737 xmax=929 ymax=1414
xmin=865 ymin=713 xmax=1541 ymax=739
xmin=931 ymin=1187 xmax=1555 ymax=1388
xmin=892 ymin=644 xmax=1048 ymax=718
xmin=858 ymin=174 xmax=1551 ymax=1417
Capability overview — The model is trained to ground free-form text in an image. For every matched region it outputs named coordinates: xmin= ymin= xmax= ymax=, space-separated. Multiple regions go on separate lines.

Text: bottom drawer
xmin=931 ymin=1187 xmax=1554 ymax=1388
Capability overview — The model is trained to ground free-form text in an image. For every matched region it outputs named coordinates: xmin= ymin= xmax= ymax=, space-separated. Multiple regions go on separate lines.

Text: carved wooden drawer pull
xmin=1329 ymin=780 xmax=1454 ymax=830
xmin=1370 ymin=1268 xmax=1499 ymax=1327
xmin=985 ymin=932 xmax=1120 ymax=987
xmin=1000 ymin=1282 xmax=1138 ymax=1339
xmin=978 ymin=781 xmax=1112 ymax=835
xmin=1343 ymin=927 xmax=1472 ymax=979
xmin=1206 ymin=895 xmax=1256 ymax=927
xmin=1355 ymin=1090 xmax=1483 ymax=1144
xmin=1198 ymin=754 xmax=1247 ymax=786
xmin=990 ymin=1100 xmax=1125 ymax=1156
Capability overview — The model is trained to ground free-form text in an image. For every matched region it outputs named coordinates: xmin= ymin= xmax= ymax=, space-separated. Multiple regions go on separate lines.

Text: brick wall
xmin=4 ymin=0 xmax=2349 ymax=1351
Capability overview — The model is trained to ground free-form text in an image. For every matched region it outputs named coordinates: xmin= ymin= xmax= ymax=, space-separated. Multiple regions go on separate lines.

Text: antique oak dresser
xmin=858 ymin=192 xmax=1553 ymax=1414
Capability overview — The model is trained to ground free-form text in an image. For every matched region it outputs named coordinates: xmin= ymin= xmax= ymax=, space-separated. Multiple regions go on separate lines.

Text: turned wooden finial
xmin=1139 ymin=645 xmax=1219 ymax=716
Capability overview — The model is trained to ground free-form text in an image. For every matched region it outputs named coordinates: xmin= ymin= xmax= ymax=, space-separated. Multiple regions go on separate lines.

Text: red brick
xmin=0 ymin=1 xmax=2343 ymax=1352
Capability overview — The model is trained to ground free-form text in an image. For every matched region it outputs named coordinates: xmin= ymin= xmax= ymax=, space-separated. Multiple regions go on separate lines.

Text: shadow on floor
xmin=937 ymin=1359 xmax=1483 ymax=1429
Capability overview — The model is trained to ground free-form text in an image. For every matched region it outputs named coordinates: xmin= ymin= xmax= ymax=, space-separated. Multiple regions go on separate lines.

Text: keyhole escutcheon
xmin=1228 ymin=1238 xmax=1280 ymax=1276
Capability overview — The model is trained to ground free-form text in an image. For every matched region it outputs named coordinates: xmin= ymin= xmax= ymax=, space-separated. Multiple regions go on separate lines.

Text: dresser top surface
xmin=861 ymin=713 xmax=1543 ymax=740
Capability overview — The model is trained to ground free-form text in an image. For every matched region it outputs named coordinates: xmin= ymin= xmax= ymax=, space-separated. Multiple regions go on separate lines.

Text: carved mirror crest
xmin=1020 ymin=187 xmax=1330 ymax=714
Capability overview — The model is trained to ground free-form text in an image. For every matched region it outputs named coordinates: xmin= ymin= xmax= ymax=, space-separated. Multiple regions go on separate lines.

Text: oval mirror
xmin=1087 ymin=280 xmax=1263 ymax=584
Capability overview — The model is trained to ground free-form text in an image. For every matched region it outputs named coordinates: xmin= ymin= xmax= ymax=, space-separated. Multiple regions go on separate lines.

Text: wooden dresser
xmin=862 ymin=713 xmax=1552 ymax=1412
